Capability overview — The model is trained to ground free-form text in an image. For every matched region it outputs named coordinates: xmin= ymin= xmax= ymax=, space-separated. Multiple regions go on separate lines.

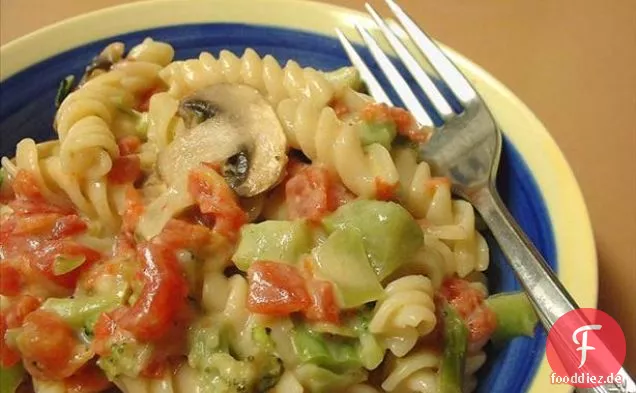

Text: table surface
xmin=1 ymin=0 xmax=635 ymax=374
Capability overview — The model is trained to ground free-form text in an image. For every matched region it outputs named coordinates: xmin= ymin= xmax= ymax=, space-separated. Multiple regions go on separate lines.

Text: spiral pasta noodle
xmin=369 ymin=275 xmax=437 ymax=357
xmin=159 ymin=48 xmax=335 ymax=106
xmin=381 ymin=348 xmax=440 ymax=393
xmin=1 ymin=138 xmax=126 ymax=233
xmin=54 ymin=38 xmax=173 ymax=180
xmin=392 ymin=147 xmax=489 ymax=284
xmin=277 ymin=98 xmax=399 ymax=198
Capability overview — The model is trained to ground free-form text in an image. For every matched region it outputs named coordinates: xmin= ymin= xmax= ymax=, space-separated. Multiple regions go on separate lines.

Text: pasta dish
xmin=0 ymin=38 xmax=537 ymax=393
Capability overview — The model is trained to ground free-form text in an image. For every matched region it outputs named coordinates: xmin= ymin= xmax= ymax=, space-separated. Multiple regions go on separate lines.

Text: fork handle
xmin=471 ymin=186 xmax=635 ymax=393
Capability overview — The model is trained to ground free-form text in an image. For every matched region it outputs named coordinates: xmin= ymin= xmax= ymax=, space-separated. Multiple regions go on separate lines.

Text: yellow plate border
xmin=0 ymin=1 xmax=598 ymax=392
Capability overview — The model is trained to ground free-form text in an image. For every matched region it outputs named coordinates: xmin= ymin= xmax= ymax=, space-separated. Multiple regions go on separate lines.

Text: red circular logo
xmin=546 ymin=308 xmax=626 ymax=388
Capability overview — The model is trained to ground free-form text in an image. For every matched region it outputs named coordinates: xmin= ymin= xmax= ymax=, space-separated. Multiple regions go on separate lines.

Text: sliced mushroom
xmin=157 ymin=83 xmax=288 ymax=197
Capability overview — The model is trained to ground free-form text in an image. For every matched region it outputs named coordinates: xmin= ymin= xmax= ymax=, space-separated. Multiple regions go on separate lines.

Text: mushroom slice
xmin=157 ymin=83 xmax=288 ymax=197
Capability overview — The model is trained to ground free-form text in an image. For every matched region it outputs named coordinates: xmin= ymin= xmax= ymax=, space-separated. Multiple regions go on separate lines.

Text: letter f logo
xmin=572 ymin=324 xmax=602 ymax=368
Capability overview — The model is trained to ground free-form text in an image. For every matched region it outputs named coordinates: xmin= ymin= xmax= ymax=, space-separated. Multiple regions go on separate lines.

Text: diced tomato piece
xmin=0 ymin=264 xmax=22 ymax=296
xmin=188 ymin=166 xmax=247 ymax=240
xmin=11 ymin=170 xmax=44 ymax=202
xmin=117 ymin=135 xmax=142 ymax=156
xmin=52 ymin=215 xmax=88 ymax=239
xmin=121 ymin=186 xmax=144 ymax=236
xmin=361 ymin=103 xmax=393 ymax=123
xmin=389 ymin=107 xmax=416 ymax=134
xmin=0 ymin=316 xmax=21 ymax=367
xmin=285 ymin=157 xmax=310 ymax=178
xmin=286 ymin=166 xmax=330 ymax=221
xmin=32 ymin=241 xmax=102 ymax=289
xmin=107 ymin=155 xmax=141 ymax=185
xmin=329 ymin=98 xmax=350 ymax=118
xmin=4 ymin=295 xmax=41 ymax=328
xmin=157 ymin=219 xmax=211 ymax=251
xmin=439 ymin=278 xmax=497 ymax=345
xmin=247 ymin=261 xmax=311 ymax=316
xmin=374 ymin=178 xmax=398 ymax=201
xmin=10 ymin=213 xmax=60 ymax=236
xmin=16 ymin=310 xmax=83 ymax=380
xmin=64 ymin=362 xmax=112 ymax=393
xmin=116 ymin=242 xmax=188 ymax=342
xmin=136 ymin=86 xmax=165 ymax=112
xmin=286 ymin=165 xmax=353 ymax=221
xmin=304 ymin=279 xmax=340 ymax=324
xmin=91 ymin=313 xmax=117 ymax=356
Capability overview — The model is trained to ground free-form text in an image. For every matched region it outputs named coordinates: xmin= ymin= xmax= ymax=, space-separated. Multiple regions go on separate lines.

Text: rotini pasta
xmin=369 ymin=275 xmax=437 ymax=357
xmin=0 ymin=38 xmax=538 ymax=393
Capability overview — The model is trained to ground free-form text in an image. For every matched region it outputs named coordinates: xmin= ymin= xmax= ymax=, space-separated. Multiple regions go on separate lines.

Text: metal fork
xmin=336 ymin=1 xmax=634 ymax=392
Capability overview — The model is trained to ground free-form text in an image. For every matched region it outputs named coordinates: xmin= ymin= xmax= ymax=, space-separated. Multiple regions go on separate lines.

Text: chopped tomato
xmin=121 ymin=186 xmax=144 ymax=236
xmin=286 ymin=165 xmax=352 ymax=221
xmin=188 ymin=166 xmax=247 ymax=240
xmin=374 ymin=178 xmax=398 ymax=201
xmin=329 ymin=98 xmax=350 ymax=118
xmin=157 ymin=219 xmax=211 ymax=252
xmin=389 ymin=107 xmax=415 ymax=134
xmin=285 ymin=157 xmax=310 ymax=178
xmin=304 ymin=279 xmax=340 ymax=324
xmin=32 ymin=241 xmax=102 ymax=289
xmin=116 ymin=242 xmax=188 ymax=342
xmin=16 ymin=310 xmax=85 ymax=380
xmin=107 ymin=155 xmax=141 ymax=184
xmin=52 ymin=215 xmax=88 ymax=238
xmin=439 ymin=278 xmax=497 ymax=345
xmin=0 ymin=316 xmax=21 ymax=367
xmin=4 ymin=295 xmax=41 ymax=328
xmin=136 ymin=86 xmax=165 ymax=112
xmin=10 ymin=213 xmax=60 ymax=236
xmin=64 ymin=362 xmax=112 ymax=393
xmin=117 ymin=135 xmax=142 ymax=155
xmin=286 ymin=166 xmax=330 ymax=221
xmin=0 ymin=264 xmax=22 ymax=296
xmin=361 ymin=103 xmax=393 ymax=123
xmin=11 ymin=170 xmax=45 ymax=202
xmin=247 ymin=261 xmax=311 ymax=316
xmin=91 ymin=312 xmax=119 ymax=356
xmin=1 ymin=295 xmax=42 ymax=366
xmin=361 ymin=103 xmax=429 ymax=143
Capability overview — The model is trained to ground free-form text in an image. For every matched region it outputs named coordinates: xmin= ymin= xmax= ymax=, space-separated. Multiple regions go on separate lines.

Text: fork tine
xmin=335 ymin=28 xmax=393 ymax=106
xmin=364 ymin=3 xmax=454 ymax=119
xmin=384 ymin=0 xmax=477 ymax=104
xmin=356 ymin=25 xmax=435 ymax=127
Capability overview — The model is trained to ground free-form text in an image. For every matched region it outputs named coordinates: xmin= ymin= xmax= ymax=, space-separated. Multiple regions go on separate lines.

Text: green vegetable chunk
xmin=55 ymin=75 xmax=75 ymax=108
xmin=312 ymin=229 xmax=383 ymax=308
xmin=358 ymin=121 xmax=397 ymax=150
xmin=98 ymin=341 xmax=153 ymax=380
xmin=439 ymin=304 xmax=468 ymax=393
xmin=0 ymin=364 xmax=25 ymax=393
xmin=41 ymin=296 xmax=119 ymax=332
xmin=232 ymin=220 xmax=313 ymax=270
xmin=322 ymin=66 xmax=363 ymax=92
xmin=294 ymin=364 xmax=366 ymax=393
xmin=292 ymin=326 xmax=362 ymax=373
xmin=323 ymin=200 xmax=423 ymax=280
xmin=52 ymin=254 xmax=86 ymax=276
xmin=486 ymin=292 xmax=539 ymax=342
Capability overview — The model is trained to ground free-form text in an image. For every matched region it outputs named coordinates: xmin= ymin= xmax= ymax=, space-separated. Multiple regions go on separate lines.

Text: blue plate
xmin=0 ymin=23 xmax=555 ymax=393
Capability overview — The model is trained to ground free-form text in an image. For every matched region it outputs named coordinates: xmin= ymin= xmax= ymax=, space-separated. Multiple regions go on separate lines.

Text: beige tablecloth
xmin=1 ymin=0 xmax=635 ymax=373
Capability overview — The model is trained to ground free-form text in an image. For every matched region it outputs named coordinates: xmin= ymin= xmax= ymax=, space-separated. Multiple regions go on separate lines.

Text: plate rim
xmin=0 ymin=1 xmax=598 ymax=392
